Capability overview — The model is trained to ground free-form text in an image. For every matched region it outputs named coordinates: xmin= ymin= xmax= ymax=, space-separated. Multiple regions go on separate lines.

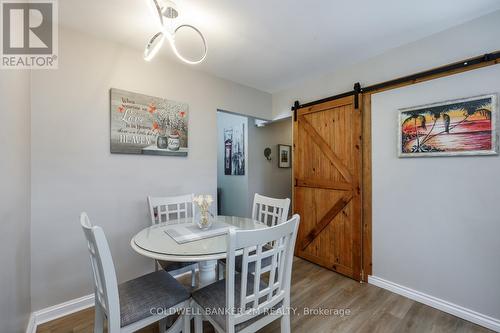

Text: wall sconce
xmin=264 ymin=147 xmax=272 ymax=161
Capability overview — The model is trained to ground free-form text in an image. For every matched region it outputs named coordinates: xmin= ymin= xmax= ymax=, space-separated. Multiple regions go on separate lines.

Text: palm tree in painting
xmin=443 ymin=113 xmax=450 ymax=133
xmin=418 ymin=110 xmax=442 ymax=146
xmin=401 ymin=113 xmax=426 ymax=152
xmin=476 ymin=108 xmax=492 ymax=120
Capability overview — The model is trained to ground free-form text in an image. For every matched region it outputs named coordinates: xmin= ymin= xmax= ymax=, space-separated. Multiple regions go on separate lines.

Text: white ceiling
xmin=59 ymin=0 xmax=500 ymax=93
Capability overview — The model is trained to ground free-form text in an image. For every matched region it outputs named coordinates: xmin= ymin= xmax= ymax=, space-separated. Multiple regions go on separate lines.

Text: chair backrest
xmin=147 ymin=194 xmax=194 ymax=225
xmin=225 ymin=214 xmax=300 ymax=330
xmin=80 ymin=213 xmax=120 ymax=331
xmin=251 ymin=193 xmax=290 ymax=226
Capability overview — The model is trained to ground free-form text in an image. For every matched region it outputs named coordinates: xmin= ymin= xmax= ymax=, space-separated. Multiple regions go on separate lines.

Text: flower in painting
xmin=152 ymin=122 xmax=160 ymax=131
xmin=117 ymin=105 xmax=125 ymax=113
xmin=179 ymin=111 xmax=186 ymax=118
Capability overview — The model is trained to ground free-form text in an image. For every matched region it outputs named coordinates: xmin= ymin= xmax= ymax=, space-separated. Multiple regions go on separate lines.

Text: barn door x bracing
xmin=293 ymin=95 xmax=363 ymax=281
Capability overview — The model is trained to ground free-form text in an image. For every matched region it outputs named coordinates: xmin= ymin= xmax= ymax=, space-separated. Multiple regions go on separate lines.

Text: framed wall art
xmin=223 ymin=123 xmax=245 ymax=175
xmin=398 ymin=94 xmax=497 ymax=157
xmin=278 ymin=144 xmax=292 ymax=168
xmin=110 ymin=88 xmax=189 ymax=156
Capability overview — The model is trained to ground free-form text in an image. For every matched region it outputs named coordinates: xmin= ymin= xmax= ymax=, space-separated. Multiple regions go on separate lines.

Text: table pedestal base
xmin=198 ymin=260 xmax=217 ymax=286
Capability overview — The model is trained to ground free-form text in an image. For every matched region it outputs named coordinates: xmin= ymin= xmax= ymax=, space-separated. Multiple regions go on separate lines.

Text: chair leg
xmin=93 ymin=303 xmax=105 ymax=333
xmin=191 ymin=267 xmax=196 ymax=287
xmin=280 ymin=314 xmax=290 ymax=333
xmin=155 ymin=260 xmax=161 ymax=271
xmin=217 ymin=261 xmax=224 ymax=280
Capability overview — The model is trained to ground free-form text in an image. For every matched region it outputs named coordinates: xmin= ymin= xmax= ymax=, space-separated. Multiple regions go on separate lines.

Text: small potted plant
xmin=167 ymin=110 xmax=186 ymax=151
xmin=193 ymin=195 xmax=214 ymax=230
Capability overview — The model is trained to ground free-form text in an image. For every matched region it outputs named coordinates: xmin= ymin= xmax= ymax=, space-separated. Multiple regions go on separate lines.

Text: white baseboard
xmin=368 ymin=275 xmax=500 ymax=332
xmin=25 ymin=313 xmax=36 ymax=333
xmin=26 ymin=293 xmax=95 ymax=333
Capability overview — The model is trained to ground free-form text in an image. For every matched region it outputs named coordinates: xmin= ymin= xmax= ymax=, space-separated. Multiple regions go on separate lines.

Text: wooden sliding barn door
xmin=293 ymin=96 xmax=363 ymax=281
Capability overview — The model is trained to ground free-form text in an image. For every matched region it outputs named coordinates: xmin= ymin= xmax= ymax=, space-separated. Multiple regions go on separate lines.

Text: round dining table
xmin=131 ymin=215 xmax=268 ymax=286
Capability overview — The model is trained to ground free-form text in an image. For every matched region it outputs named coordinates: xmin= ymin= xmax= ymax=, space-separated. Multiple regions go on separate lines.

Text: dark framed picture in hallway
xmin=398 ymin=94 xmax=498 ymax=157
xmin=224 ymin=123 xmax=245 ymax=175
xmin=278 ymin=144 xmax=292 ymax=168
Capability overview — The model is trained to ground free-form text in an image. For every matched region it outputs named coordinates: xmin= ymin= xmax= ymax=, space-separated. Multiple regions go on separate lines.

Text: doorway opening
xmin=216 ymin=110 xmax=293 ymax=218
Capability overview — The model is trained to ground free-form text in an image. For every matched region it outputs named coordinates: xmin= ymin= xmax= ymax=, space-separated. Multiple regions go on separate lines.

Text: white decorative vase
xmin=167 ymin=134 xmax=180 ymax=151
xmin=196 ymin=209 xmax=214 ymax=230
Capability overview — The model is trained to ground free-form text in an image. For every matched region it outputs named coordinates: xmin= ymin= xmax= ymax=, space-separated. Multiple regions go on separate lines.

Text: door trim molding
xmin=368 ymin=275 xmax=500 ymax=332
xmin=361 ymin=94 xmax=372 ymax=280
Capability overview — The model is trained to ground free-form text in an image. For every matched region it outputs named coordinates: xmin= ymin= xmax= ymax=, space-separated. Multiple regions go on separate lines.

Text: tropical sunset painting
xmin=398 ymin=94 xmax=498 ymax=157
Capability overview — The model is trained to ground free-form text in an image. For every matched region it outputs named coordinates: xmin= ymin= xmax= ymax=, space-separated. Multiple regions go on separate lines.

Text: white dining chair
xmin=148 ymin=194 xmax=198 ymax=287
xmin=193 ymin=214 xmax=300 ymax=333
xmin=252 ymin=193 xmax=291 ymax=227
xmin=80 ymin=213 xmax=191 ymax=333
xmin=218 ymin=194 xmax=291 ymax=279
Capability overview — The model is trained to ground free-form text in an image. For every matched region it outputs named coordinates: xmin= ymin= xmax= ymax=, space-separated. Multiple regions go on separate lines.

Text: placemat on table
xmin=164 ymin=222 xmax=236 ymax=244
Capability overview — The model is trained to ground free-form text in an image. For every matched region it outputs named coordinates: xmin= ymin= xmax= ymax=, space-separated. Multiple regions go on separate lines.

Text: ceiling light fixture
xmin=144 ymin=0 xmax=207 ymax=64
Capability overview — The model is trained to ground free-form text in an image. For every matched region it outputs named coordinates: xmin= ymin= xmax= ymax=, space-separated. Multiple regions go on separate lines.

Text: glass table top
xmin=132 ymin=215 xmax=268 ymax=259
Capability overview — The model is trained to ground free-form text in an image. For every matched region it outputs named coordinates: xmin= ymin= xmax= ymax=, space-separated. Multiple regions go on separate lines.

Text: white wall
xmin=29 ymin=27 xmax=271 ymax=311
xmin=372 ymin=65 xmax=500 ymax=321
xmin=272 ymin=10 xmax=500 ymax=119
xmin=0 ymin=71 xmax=31 ymax=332
xmin=217 ymin=112 xmax=249 ymax=217
xmin=248 ymin=119 xmax=292 ymax=215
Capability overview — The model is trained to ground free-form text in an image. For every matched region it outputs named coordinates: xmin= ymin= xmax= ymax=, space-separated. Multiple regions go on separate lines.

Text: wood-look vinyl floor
xmin=37 ymin=257 xmax=493 ymax=333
